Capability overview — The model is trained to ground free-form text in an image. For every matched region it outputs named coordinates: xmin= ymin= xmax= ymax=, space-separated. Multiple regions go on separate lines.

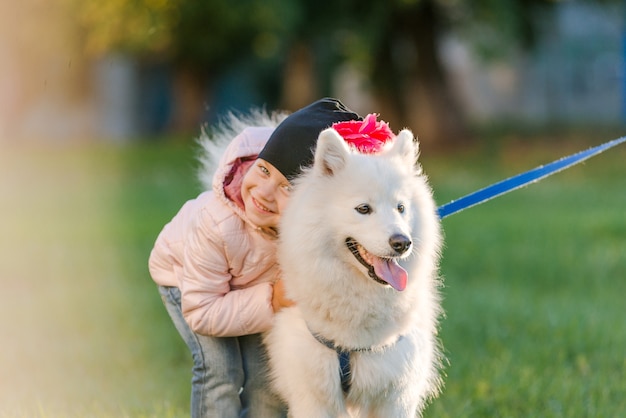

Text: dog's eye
xmin=397 ymin=203 xmax=405 ymax=213
xmin=355 ymin=204 xmax=372 ymax=215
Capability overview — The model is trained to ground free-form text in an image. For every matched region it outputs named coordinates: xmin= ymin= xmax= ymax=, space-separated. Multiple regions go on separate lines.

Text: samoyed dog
xmin=264 ymin=127 xmax=444 ymax=417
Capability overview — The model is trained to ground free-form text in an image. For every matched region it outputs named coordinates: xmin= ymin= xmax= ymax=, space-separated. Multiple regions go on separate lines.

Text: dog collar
xmin=307 ymin=325 xmax=403 ymax=394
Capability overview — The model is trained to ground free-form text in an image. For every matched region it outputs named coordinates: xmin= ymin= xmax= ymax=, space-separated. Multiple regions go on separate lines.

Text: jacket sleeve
xmin=180 ymin=205 xmax=275 ymax=337
xmin=148 ymin=231 xmax=176 ymax=287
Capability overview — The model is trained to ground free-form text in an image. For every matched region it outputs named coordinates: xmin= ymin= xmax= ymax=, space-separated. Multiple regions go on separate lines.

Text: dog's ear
xmin=314 ymin=128 xmax=350 ymax=176
xmin=391 ymin=129 xmax=420 ymax=168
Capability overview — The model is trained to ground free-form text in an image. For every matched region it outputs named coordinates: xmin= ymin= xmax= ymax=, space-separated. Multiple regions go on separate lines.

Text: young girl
xmin=149 ymin=98 xmax=361 ymax=417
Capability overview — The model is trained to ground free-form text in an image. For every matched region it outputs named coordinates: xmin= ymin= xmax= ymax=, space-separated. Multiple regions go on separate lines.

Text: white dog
xmin=264 ymin=127 xmax=444 ymax=417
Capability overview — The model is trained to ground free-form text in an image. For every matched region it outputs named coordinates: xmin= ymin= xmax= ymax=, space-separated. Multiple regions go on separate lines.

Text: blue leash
xmin=437 ymin=136 xmax=626 ymax=219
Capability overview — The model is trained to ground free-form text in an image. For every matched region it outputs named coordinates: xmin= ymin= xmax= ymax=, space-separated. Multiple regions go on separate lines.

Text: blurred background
xmin=1 ymin=0 xmax=625 ymax=417
xmin=2 ymin=0 xmax=626 ymax=145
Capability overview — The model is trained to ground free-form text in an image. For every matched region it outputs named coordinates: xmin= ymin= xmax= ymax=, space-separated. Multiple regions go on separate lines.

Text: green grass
xmin=421 ymin=137 xmax=626 ymax=417
xmin=1 ymin=134 xmax=624 ymax=417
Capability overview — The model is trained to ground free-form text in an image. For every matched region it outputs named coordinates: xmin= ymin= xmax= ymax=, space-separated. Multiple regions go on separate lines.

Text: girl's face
xmin=241 ymin=158 xmax=292 ymax=230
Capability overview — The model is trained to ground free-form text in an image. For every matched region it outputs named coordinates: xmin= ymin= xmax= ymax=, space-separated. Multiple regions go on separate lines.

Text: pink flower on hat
xmin=332 ymin=113 xmax=394 ymax=154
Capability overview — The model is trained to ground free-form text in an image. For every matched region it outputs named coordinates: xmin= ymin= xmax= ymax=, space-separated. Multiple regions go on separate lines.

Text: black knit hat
xmin=258 ymin=98 xmax=361 ymax=180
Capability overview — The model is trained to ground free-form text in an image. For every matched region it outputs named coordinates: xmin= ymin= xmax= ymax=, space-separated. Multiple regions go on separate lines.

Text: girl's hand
xmin=272 ymin=279 xmax=295 ymax=313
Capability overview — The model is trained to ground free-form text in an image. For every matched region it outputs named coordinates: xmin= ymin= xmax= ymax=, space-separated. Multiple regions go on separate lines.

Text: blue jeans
xmin=158 ymin=285 xmax=286 ymax=418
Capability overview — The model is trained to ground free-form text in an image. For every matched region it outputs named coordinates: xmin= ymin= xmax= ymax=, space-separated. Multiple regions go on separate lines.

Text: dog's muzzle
xmin=345 ymin=236 xmax=410 ymax=291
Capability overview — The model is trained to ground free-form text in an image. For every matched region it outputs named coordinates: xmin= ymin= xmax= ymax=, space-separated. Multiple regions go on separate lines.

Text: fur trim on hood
xmin=196 ymin=109 xmax=288 ymax=191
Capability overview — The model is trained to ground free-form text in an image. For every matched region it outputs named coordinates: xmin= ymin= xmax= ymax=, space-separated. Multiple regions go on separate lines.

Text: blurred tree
xmin=287 ymin=0 xmax=558 ymax=144
xmin=71 ymin=0 xmax=573 ymax=141
xmin=70 ymin=0 xmax=177 ymax=56
xmin=70 ymin=0 xmax=300 ymax=131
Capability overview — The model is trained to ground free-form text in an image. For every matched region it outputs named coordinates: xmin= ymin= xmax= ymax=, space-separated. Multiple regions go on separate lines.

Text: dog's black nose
xmin=389 ymin=234 xmax=412 ymax=254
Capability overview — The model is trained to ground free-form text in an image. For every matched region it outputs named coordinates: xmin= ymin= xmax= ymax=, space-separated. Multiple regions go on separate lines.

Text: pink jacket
xmin=148 ymin=126 xmax=279 ymax=337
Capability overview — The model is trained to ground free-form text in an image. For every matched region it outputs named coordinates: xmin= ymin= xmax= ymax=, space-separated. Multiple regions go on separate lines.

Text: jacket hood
xmin=197 ymin=111 xmax=285 ymax=237
xmin=197 ymin=110 xmax=287 ymax=191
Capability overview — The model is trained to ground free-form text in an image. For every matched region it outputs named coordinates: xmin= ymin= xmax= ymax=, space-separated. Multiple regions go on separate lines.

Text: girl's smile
xmin=241 ymin=158 xmax=291 ymax=230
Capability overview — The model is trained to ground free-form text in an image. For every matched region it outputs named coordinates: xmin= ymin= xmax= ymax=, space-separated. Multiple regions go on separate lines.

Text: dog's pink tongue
xmin=373 ymin=259 xmax=408 ymax=291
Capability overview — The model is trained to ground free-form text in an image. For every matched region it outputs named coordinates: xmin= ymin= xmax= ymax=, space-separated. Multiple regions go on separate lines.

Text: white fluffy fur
xmin=264 ymin=128 xmax=444 ymax=417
